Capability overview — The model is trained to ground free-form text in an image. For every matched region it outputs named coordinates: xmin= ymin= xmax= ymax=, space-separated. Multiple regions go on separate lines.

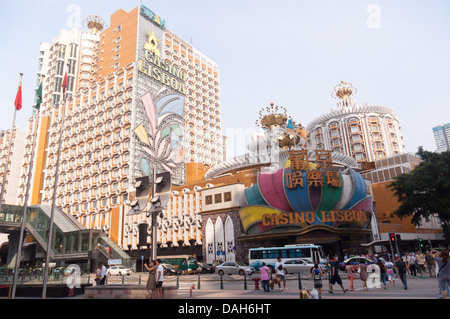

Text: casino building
xmin=16 ymin=5 xmax=224 ymax=256
xmin=189 ymin=103 xmax=379 ymax=263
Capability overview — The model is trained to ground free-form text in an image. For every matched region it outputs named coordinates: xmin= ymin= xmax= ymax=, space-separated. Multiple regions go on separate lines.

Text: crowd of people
xmin=322 ymin=249 xmax=450 ymax=299
xmin=258 ymin=249 xmax=450 ymax=299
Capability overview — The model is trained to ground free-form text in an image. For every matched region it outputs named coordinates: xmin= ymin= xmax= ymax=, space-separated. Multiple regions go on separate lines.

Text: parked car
xmin=282 ymin=258 xmax=327 ymax=275
xmin=339 ymin=256 xmax=375 ymax=271
xmin=216 ymin=262 xmax=255 ymax=276
xmin=107 ymin=265 xmax=131 ymax=276
xmin=162 ymin=264 xmax=181 ymax=276
xmin=198 ymin=263 xmax=215 ymax=274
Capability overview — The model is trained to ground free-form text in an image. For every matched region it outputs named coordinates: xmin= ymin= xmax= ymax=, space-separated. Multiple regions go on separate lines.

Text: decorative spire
xmin=332 ymin=81 xmax=357 ymax=109
xmin=84 ymin=15 xmax=105 ymax=34
xmin=332 ymin=81 xmax=357 ymax=100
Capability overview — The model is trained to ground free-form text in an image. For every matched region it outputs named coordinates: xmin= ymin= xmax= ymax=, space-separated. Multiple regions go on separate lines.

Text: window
xmin=224 ymin=192 xmax=232 ymax=202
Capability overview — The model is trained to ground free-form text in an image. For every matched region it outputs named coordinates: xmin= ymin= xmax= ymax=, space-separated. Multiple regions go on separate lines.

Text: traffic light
xmin=389 ymin=232 xmax=396 ymax=244
xmin=138 ymin=223 xmax=149 ymax=247
xmin=127 ymin=176 xmax=151 ymax=216
xmin=418 ymin=238 xmax=424 ymax=248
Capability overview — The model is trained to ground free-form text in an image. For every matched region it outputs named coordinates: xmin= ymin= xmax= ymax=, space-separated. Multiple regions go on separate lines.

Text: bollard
xmin=122 ymin=275 xmax=125 ymax=284
xmin=139 ymin=275 xmax=141 ymax=285
xmin=244 ymin=274 xmax=247 ymax=290
xmin=198 ymin=273 xmax=201 ymax=290
xmin=220 ymin=274 xmax=224 ymax=290
xmin=190 ymin=284 xmax=195 ymax=297
xmin=298 ymin=273 xmax=303 ymax=290
xmin=176 ymin=273 xmax=180 ymax=289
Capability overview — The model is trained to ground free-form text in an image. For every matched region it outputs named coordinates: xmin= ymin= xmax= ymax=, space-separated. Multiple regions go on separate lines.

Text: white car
xmin=282 ymin=258 xmax=327 ymax=275
xmin=216 ymin=262 xmax=255 ymax=276
xmin=107 ymin=265 xmax=131 ymax=276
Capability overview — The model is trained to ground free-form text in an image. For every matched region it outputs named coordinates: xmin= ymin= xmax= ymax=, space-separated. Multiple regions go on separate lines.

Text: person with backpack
xmin=312 ymin=262 xmax=325 ymax=299
xmin=275 ymin=257 xmax=287 ymax=291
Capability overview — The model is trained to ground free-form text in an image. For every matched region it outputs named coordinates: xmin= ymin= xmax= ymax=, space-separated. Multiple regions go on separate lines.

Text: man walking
xmin=395 ymin=256 xmax=408 ymax=289
xmin=155 ymin=259 xmax=164 ymax=299
xmin=407 ymin=252 xmax=417 ymax=277
xmin=329 ymin=256 xmax=348 ymax=293
xmin=415 ymin=251 xmax=426 ymax=278
xmin=99 ymin=262 xmax=107 ymax=285
xmin=425 ymin=251 xmax=436 ymax=277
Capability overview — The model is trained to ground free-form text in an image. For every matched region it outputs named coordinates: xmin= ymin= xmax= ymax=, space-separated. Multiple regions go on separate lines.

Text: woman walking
xmin=345 ymin=261 xmax=355 ymax=291
xmin=385 ymin=258 xmax=395 ymax=287
xmin=144 ymin=260 xmax=157 ymax=299
xmin=377 ymin=259 xmax=387 ymax=289
xmin=359 ymin=261 xmax=369 ymax=291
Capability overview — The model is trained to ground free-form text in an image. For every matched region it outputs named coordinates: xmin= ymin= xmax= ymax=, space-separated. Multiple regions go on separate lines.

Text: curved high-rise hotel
xmin=307 ymin=81 xmax=406 ymax=164
xmin=16 ymin=6 xmax=223 ymax=251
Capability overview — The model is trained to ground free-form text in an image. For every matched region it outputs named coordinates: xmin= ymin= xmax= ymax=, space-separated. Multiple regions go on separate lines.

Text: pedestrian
xmin=395 ymin=256 xmax=408 ymax=290
xmin=98 ymin=262 xmax=107 ymax=285
xmin=275 ymin=257 xmax=287 ymax=291
xmin=260 ymin=262 xmax=271 ymax=292
xmin=345 ymin=261 xmax=355 ymax=291
xmin=385 ymin=258 xmax=395 ymax=287
xmin=434 ymin=250 xmax=450 ymax=299
xmin=407 ymin=252 xmax=417 ymax=277
xmin=155 ymin=259 xmax=164 ymax=299
xmin=329 ymin=256 xmax=348 ymax=293
xmin=359 ymin=260 xmax=369 ymax=291
xmin=415 ymin=251 xmax=426 ymax=278
xmin=95 ymin=263 xmax=102 ymax=286
xmin=377 ymin=259 xmax=387 ymax=289
xmin=425 ymin=251 xmax=436 ymax=278
xmin=311 ymin=262 xmax=325 ymax=299
xmin=144 ymin=260 xmax=157 ymax=299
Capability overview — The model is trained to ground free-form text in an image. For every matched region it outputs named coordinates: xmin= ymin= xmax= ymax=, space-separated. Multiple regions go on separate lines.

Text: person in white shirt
xmin=155 ymin=259 xmax=164 ymax=299
xmin=99 ymin=262 xmax=107 ymax=285
xmin=274 ymin=257 xmax=287 ymax=291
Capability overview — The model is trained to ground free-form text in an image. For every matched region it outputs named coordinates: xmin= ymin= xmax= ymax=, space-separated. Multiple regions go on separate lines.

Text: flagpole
xmin=0 ymin=73 xmax=22 ymax=214
xmin=11 ymin=103 xmax=41 ymax=299
xmin=42 ymin=71 xmax=68 ymax=299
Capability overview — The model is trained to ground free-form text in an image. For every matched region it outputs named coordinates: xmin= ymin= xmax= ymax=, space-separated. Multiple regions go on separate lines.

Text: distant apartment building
xmin=432 ymin=123 xmax=450 ymax=152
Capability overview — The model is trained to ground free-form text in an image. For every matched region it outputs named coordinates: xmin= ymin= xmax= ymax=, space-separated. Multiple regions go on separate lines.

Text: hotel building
xmin=16 ymin=5 xmax=223 ymax=254
xmin=0 ymin=128 xmax=27 ymax=205
xmin=307 ymin=81 xmax=406 ymax=164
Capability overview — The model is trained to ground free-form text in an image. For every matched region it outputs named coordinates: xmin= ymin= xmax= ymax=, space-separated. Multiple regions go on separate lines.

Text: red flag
xmin=62 ymin=72 xmax=69 ymax=95
xmin=14 ymin=82 xmax=22 ymax=111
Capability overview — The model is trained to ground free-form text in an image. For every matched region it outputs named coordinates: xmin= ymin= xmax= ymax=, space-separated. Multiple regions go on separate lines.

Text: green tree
xmin=388 ymin=147 xmax=450 ymax=226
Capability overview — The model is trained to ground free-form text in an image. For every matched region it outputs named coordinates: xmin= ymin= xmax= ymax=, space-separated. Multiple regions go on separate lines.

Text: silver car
xmin=216 ymin=262 xmax=255 ymax=276
xmin=282 ymin=258 xmax=325 ymax=275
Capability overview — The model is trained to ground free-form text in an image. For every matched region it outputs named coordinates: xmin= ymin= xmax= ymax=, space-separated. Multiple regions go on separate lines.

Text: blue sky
xmin=1 ymin=0 xmax=449 ymax=157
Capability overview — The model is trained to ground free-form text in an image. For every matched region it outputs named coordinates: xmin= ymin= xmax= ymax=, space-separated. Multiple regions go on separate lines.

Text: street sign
xmin=108 ymin=259 xmax=122 ymax=265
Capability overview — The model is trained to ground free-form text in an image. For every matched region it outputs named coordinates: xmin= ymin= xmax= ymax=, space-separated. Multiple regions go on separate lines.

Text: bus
xmin=157 ymin=255 xmax=200 ymax=274
xmin=248 ymin=244 xmax=327 ymax=271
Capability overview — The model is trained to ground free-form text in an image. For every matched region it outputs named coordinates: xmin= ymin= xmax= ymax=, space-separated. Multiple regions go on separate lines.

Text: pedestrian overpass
xmin=0 ymin=204 xmax=133 ymax=272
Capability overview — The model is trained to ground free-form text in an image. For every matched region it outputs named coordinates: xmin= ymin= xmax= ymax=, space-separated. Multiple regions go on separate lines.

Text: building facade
xmin=361 ymin=152 xmax=445 ymax=250
xmin=0 ymin=128 xmax=27 ymax=205
xmin=16 ymin=5 xmax=223 ymax=253
xmin=307 ymin=81 xmax=406 ymax=164
xmin=432 ymin=123 xmax=450 ymax=152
